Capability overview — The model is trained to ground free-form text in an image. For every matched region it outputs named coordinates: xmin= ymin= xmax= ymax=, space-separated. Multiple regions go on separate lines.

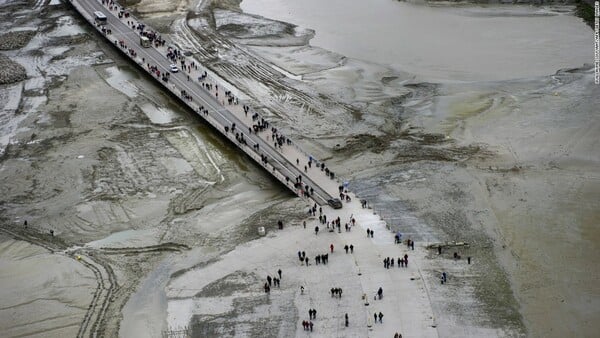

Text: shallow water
xmin=140 ymin=102 xmax=177 ymax=124
xmin=103 ymin=65 xmax=140 ymax=98
xmin=241 ymin=0 xmax=593 ymax=82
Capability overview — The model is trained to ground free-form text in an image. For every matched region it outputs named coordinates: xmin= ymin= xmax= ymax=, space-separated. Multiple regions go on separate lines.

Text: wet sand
xmin=0 ymin=0 xmax=598 ymax=337
xmin=233 ymin=0 xmax=600 ymax=336
xmin=0 ymin=235 xmax=95 ymax=337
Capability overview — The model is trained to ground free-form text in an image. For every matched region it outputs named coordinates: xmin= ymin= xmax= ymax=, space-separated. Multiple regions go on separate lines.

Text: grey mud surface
xmin=1 ymin=0 xmax=598 ymax=337
xmin=0 ymin=0 xmax=288 ymax=336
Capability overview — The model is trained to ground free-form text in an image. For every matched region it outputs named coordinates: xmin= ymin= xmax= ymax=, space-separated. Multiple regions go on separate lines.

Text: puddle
xmin=104 ymin=65 xmax=139 ymax=98
xmin=47 ymin=16 xmax=86 ymax=38
xmin=160 ymin=157 xmax=194 ymax=176
xmin=140 ymin=102 xmax=176 ymax=124
xmin=85 ymin=228 xmax=159 ymax=248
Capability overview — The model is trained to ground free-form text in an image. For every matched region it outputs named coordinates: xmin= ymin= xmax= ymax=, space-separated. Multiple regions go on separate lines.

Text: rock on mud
xmin=0 ymin=54 xmax=27 ymax=85
xmin=0 ymin=30 xmax=36 ymax=50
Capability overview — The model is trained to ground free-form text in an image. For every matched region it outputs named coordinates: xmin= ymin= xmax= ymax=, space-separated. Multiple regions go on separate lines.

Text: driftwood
xmin=426 ymin=241 xmax=469 ymax=250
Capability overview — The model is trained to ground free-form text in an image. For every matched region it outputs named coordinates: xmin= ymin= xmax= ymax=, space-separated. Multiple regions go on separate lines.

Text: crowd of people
xmin=94 ymin=3 xmax=425 ymax=335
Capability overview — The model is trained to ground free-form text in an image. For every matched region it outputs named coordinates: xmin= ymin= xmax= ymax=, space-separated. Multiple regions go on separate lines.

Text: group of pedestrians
xmin=198 ymin=70 xmax=208 ymax=81
xmin=343 ymin=244 xmax=354 ymax=254
xmin=330 ymin=287 xmax=343 ymax=298
xmin=301 ymin=320 xmax=314 ymax=331
xmin=383 ymin=254 xmax=409 ymax=269
xmin=313 ymin=253 xmax=329 ymax=265
xmin=264 ymin=269 xmax=283 ymax=293
xmin=406 ymin=239 xmax=415 ymax=250
xmin=180 ymin=89 xmax=192 ymax=101
xmin=100 ymin=26 xmax=112 ymax=35
xmin=366 ymin=228 xmax=374 ymax=238
xmin=251 ymin=117 xmax=269 ymax=133
xmin=166 ymin=47 xmax=182 ymax=63
xmin=292 ymin=208 xmax=414 ymax=335
xmin=197 ymin=104 xmax=209 ymax=116
xmin=224 ymin=90 xmax=237 ymax=105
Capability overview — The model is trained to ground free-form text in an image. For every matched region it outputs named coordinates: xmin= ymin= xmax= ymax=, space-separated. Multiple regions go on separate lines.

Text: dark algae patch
xmin=575 ymin=0 xmax=595 ymax=28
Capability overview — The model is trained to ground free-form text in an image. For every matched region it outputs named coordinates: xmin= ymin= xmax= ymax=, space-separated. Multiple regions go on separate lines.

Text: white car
xmin=169 ymin=64 xmax=179 ymax=73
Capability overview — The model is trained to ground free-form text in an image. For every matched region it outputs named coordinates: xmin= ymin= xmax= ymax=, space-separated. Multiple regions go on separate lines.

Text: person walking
xmin=345 ymin=313 xmax=349 ymax=327
xmin=350 ymin=244 xmax=354 ymax=253
xmin=330 ymin=244 xmax=334 ymax=253
xmin=278 ymin=269 xmax=282 ymax=279
xmin=378 ymin=312 xmax=384 ymax=323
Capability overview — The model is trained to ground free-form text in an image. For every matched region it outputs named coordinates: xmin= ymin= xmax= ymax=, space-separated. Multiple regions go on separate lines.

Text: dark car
xmin=328 ymin=198 xmax=343 ymax=209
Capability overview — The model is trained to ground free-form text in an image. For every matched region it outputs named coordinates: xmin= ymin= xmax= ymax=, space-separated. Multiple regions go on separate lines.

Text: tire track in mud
xmin=75 ymin=243 xmax=190 ymax=336
xmin=0 ymin=225 xmax=188 ymax=337
xmin=171 ymin=16 xmax=356 ymax=122
xmin=0 ymin=226 xmax=62 ymax=252
xmin=0 ymin=225 xmax=115 ymax=338
xmin=75 ymin=254 xmax=115 ymax=338
xmin=94 ymin=242 xmax=190 ymax=254
xmin=171 ymin=14 xmax=346 ymax=134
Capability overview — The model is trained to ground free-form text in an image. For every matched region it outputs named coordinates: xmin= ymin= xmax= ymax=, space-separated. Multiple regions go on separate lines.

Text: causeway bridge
xmin=68 ymin=0 xmax=349 ymax=209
